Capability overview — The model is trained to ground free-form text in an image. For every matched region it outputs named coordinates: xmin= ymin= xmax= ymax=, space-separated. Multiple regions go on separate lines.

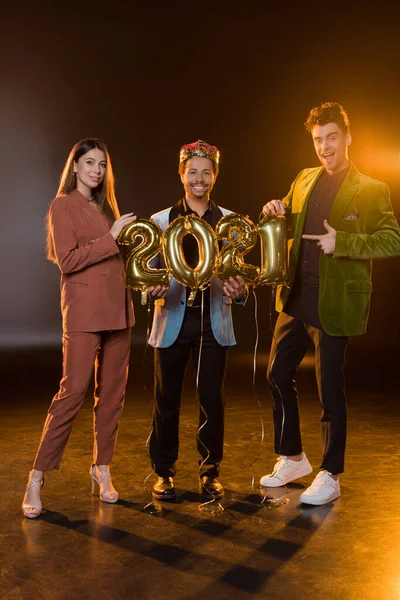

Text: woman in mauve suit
xmin=22 ymin=138 xmax=136 ymax=518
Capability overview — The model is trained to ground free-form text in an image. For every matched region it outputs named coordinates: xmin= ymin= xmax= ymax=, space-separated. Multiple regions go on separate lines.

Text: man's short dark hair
xmin=305 ymin=102 xmax=350 ymax=134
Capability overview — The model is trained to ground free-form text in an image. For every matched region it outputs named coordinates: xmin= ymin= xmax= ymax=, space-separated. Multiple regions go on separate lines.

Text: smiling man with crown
xmin=145 ymin=139 xmax=247 ymax=503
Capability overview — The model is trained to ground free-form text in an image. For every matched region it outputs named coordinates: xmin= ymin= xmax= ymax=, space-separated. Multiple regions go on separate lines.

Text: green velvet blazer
xmin=276 ymin=163 xmax=400 ymax=336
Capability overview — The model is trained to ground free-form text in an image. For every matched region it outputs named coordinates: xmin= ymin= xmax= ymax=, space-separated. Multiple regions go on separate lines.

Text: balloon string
xmin=252 ymin=287 xmax=260 ymax=389
xmin=267 ymin=284 xmax=287 ymax=455
xmin=142 ymin=299 xmax=152 ymax=405
xmin=196 ymin=291 xmax=224 ymax=512
xmin=269 ymin=284 xmax=278 ymax=346
xmin=248 ymin=287 xmax=265 ymax=490
xmin=143 ymin=299 xmax=156 ymax=499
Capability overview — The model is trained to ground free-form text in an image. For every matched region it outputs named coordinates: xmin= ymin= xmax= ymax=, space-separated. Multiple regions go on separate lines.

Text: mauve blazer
xmin=48 ymin=189 xmax=134 ymax=333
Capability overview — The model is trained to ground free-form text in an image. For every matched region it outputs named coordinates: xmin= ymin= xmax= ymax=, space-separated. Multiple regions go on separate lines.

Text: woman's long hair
xmin=46 ymin=138 xmax=121 ymax=263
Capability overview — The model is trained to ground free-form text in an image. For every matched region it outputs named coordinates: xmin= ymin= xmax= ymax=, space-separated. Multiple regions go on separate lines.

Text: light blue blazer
xmin=148 ymin=206 xmax=243 ymax=348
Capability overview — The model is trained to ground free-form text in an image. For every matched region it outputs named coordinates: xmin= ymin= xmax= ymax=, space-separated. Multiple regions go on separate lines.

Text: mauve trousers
xmin=33 ymin=328 xmax=131 ymax=472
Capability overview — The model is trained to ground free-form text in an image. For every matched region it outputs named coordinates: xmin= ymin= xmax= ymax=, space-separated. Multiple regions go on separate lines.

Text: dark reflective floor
xmin=1 ymin=341 xmax=400 ymax=600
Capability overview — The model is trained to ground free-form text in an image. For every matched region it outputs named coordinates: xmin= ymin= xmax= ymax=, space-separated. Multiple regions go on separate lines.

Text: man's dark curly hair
xmin=305 ymin=102 xmax=350 ymax=134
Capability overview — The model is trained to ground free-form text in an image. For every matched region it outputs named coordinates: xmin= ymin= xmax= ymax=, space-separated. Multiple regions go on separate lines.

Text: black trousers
xmin=149 ymin=307 xmax=228 ymax=478
xmin=268 ymin=312 xmax=348 ymax=474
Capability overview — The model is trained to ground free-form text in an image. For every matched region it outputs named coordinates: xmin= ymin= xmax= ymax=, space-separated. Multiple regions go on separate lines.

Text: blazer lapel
xmin=72 ymin=189 xmax=111 ymax=234
xmin=291 ymin=167 xmax=323 ymax=271
xmin=292 ymin=167 xmax=323 ymax=216
xmin=328 ymin=163 xmax=360 ymax=227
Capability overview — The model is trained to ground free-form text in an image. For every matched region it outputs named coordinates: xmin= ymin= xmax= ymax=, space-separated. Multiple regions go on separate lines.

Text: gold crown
xmin=179 ymin=139 xmax=220 ymax=164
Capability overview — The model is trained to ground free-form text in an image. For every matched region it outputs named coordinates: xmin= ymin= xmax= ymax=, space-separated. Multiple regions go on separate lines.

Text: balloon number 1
xmin=256 ymin=214 xmax=289 ymax=285
xmin=118 ymin=213 xmax=289 ymax=303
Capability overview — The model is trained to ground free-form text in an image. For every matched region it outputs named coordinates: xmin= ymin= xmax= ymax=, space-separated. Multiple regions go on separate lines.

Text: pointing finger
xmin=302 ymin=234 xmax=321 ymax=240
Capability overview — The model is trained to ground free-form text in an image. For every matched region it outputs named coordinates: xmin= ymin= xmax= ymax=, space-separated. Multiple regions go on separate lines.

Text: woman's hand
xmin=146 ymin=286 xmax=168 ymax=299
xmin=110 ymin=213 xmax=137 ymax=240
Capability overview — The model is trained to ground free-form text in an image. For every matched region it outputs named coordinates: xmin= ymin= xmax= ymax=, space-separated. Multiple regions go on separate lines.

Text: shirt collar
xmin=323 ymin=163 xmax=351 ymax=180
xmin=182 ymin=197 xmax=213 ymax=216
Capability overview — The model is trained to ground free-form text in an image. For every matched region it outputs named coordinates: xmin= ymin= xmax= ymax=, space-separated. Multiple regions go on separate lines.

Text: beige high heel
xmin=89 ymin=464 xmax=119 ymax=504
xmin=22 ymin=471 xmax=44 ymax=519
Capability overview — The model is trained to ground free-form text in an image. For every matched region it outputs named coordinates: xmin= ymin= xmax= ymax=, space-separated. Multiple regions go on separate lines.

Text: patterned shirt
xmin=298 ymin=164 xmax=350 ymax=287
xmin=284 ymin=164 xmax=350 ymax=328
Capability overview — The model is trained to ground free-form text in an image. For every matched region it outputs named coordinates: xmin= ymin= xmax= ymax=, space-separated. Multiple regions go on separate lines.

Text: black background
xmin=1 ymin=1 xmax=399 ymax=360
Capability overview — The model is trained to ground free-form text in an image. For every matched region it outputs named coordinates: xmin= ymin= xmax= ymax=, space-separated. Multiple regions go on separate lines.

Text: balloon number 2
xmin=118 ymin=213 xmax=289 ymax=303
xmin=214 ymin=213 xmax=260 ymax=283
xmin=118 ymin=218 xmax=169 ymax=305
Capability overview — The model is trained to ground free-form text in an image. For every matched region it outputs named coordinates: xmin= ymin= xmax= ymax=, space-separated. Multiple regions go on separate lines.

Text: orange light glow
xmin=354 ymin=147 xmax=400 ymax=182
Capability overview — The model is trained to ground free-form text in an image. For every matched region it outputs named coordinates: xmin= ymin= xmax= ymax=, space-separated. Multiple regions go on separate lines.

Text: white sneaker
xmin=299 ymin=470 xmax=340 ymax=505
xmin=260 ymin=453 xmax=313 ymax=487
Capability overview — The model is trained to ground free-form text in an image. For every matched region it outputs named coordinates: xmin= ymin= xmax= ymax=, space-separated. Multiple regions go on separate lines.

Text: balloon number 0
xmin=118 ymin=213 xmax=289 ymax=303
xmin=164 ymin=215 xmax=218 ymax=306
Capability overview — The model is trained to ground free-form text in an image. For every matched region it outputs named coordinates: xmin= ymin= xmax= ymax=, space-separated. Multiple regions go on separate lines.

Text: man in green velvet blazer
xmin=259 ymin=102 xmax=400 ymax=506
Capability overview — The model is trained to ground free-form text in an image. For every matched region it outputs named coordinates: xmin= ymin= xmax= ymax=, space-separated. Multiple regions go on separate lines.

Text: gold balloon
xmin=118 ymin=218 xmax=169 ymax=305
xmin=255 ymin=214 xmax=289 ymax=285
xmin=214 ymin=213 xmax=260 ymax=284
xmin=164 ymin=215 xmax=218 ymax=306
